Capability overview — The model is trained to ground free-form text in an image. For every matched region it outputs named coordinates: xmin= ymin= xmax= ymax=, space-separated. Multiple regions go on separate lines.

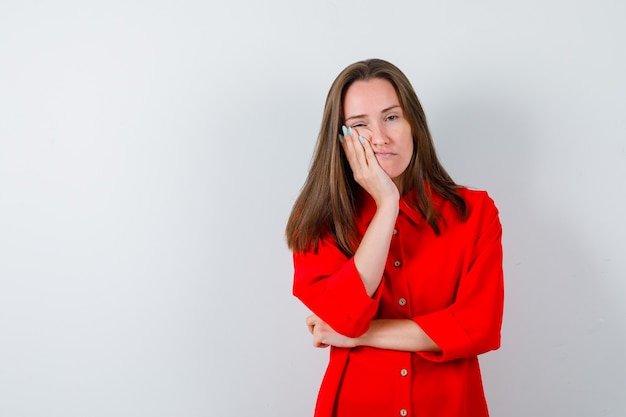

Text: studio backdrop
xmin=1 ymin=1 xmax=625 ymax=416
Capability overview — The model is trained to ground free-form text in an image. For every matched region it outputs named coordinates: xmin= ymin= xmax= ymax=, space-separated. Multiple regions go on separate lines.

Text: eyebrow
xmin=344 ymin=105 xmax=401 ymax=123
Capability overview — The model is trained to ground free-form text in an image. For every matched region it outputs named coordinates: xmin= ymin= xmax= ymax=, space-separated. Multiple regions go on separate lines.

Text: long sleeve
xmin=412 ymin=192 xmax=504 ymax=362
xmin=293 ymin=236 xmax=383 ymax=338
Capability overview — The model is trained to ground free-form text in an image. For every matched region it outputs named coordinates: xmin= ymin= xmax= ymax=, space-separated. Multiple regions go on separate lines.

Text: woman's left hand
xmin=306 ymin=314 xmax=358 ymax=349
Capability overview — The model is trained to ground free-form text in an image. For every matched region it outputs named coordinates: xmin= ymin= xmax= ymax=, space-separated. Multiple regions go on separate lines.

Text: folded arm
xmin=307 ymin=315 xmax=440 ymax=353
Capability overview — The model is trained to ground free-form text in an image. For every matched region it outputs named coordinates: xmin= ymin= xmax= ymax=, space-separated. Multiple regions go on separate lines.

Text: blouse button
xmin=398 ymin=298 xmax=407 ymax=306
xmin=392 ymin=228 xmax=398 ymax=235
xmin=400 ymin=409 xmax=408 ymax=416
xmin=400 ymin=368 xmax=408 ymax=377
xmin=393 ymin=260 xmax=401 ymax=267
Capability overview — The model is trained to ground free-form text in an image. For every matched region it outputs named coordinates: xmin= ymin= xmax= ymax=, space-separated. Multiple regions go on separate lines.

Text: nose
xmin=369 ymin=123 xmax=389 ymax=146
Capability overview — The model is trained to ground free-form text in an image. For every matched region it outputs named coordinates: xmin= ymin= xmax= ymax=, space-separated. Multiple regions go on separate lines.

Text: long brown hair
xmin=286 ymin=59 xmax=466 ymax=256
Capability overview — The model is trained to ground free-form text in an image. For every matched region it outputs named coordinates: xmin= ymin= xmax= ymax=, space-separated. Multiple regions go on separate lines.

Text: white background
xmin=1 ymin=1 xmax=625 ymax=416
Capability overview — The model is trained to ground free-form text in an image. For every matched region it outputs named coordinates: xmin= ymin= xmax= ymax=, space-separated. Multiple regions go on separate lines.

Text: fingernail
xmin=359 ymin=136 xmax=365 ymax=144
xmin=348 ymin=127 xmax=354 ymax=135
xmin=338 ymin=134 xmax=344 ymax=143
xmin=341 ymin=126 xmax=348 ymax=135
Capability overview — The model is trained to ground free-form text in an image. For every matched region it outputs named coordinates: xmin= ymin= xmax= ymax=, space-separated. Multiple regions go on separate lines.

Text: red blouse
xmin=293 ymin=187 xmax=504 ymax=417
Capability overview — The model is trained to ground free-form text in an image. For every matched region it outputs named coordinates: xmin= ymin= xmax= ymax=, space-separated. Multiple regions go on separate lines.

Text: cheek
xmin=391 ymin=122 xmax=412 ymax=142
xmin=401 ymin=130 xmax=414 ymax=154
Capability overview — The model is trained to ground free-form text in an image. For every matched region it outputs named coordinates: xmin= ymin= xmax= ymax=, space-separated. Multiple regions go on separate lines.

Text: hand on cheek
xmin=340 ymin=125 xmax=399 ymax=206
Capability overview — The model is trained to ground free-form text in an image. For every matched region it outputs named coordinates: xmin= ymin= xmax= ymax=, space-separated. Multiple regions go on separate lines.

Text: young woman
xmin=286 ymin=59 xmax=504 ymax=417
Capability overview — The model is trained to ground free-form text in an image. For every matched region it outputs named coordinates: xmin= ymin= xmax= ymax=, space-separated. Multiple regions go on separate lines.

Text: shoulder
xmin=456 ymin=187 xmax=497 ymax=207
xmin=453 ymin=187 xmax=500 ymax=222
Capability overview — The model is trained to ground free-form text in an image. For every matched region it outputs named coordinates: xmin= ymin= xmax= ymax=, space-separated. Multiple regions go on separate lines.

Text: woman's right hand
xmin=340 ymin=126 xmax=400 ymax=296
xmin=341 ymin=126 xmax=400 ymax=207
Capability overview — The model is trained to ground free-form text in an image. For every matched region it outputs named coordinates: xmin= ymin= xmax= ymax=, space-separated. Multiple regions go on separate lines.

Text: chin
xmin=389 ymin=169 xmax=409 ymax=184
xmin=386 ymin=169 xmax=404 ymax=179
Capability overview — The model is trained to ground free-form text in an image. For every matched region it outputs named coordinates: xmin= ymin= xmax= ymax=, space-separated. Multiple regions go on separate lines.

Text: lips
xmin=375 ymin=152 xmax=395 ymax=159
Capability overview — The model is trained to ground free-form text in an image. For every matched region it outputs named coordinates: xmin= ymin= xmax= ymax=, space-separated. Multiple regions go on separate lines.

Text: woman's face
xmin=343 ymin=78 xmax=414 ymax=184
